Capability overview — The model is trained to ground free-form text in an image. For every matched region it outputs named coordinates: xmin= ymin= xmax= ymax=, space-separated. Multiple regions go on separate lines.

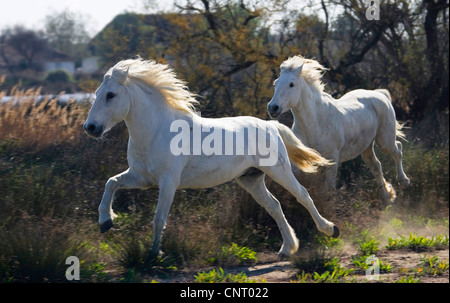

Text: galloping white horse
xmin=84 ymin=58 xmax=339 ymax=257
xmin=267 ymin=56 xmax=409 ymax=202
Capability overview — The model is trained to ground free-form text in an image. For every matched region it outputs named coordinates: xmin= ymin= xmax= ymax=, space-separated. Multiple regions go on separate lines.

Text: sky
xmin=0 ymin=0 xmax=176 ymax=36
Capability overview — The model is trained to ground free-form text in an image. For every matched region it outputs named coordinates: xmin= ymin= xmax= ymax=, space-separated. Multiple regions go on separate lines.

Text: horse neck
xmin=291 ymin=82 xmax=329 ymax=146
xmin=124 ymin=83 xmax=185 ymax=148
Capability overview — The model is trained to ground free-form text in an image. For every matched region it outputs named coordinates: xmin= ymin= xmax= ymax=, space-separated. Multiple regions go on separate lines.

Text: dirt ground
xmin=157 ymin=248 xmax=449 ymax=283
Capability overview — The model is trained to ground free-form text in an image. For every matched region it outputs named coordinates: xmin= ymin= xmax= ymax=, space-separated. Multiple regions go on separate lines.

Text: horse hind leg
xmin=361 ymin=143 xmax=396 ymax=203
xmin=260 ymin=165 xmax=339 ymax=239
xmin=375 ymin=128 xmax=410 ymax=188
xmin=392 ymin=141 xmax=410 ymax=187
xmin=236 ymin=171 xmax=299 ymax=257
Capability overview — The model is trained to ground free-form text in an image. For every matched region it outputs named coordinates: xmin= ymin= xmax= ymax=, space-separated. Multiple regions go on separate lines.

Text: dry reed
xmin=0 ymin=77 xmax=88 ymax=149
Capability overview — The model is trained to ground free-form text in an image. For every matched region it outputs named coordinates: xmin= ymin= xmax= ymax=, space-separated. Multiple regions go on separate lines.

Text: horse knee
xmin=105 ymin=177 xmax=118 ymax=192
xmin=152 ymin=216 xmax=167 ymax=233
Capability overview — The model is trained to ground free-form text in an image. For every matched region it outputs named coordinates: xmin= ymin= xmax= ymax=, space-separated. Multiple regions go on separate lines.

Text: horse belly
xmin=178 ymin=156 xmax=252 ymax=189
xmin=339 ymin=122 xmax=378 ymax=162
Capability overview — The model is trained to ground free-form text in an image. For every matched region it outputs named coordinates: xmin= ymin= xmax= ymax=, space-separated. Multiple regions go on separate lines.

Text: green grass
xmin=387 ymin=233 xmax=449 ymax=251
xmin=207 ymin=243 xmax=257 ymax=267
xmin=417 ymin=254 xmax=449 ymax=276
xmin=293 ymin=258 xmax=356 ymax=283
xmin=194 ymin=267 xmax=263 ymax=283
xmin=395 ymin=275 xmax=422 ymax=283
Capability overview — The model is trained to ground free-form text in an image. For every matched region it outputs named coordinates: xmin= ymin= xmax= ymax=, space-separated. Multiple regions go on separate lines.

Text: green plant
xmin=208 ymin=243 xmax=257 ymax=267
xmin=294 ymin=258 xmax=355 ymax=283
xmin=351 ymin=255 xmax=393 ymax=273
xmin=315 ymin=234 xmax=343 ymax=251
xmin=417 ymin=254 xmax=449 ymax=276
xmin=81 ymin=261 xmax=111 ymax=282
xmin=358 ymin=239 xmax=380 ymax=256
xmin=395 ymin=275 xmax=421 ymax=283
xmin=387 ymin=233 xmax=449 ymax=251
xmin=0 ymin=224 xmax=86 ymax=282
xmin=194 ymin=267 xmax=259 ymax=283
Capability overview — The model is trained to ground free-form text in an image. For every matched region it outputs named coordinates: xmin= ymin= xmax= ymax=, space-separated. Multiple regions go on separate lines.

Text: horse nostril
xmin=269 ymin=105 xmax=279 ymax=114
xmin=85 ymin=123 xmax=96 ymax=133
xmin=84 ymin=122 xmax=103 ymax=137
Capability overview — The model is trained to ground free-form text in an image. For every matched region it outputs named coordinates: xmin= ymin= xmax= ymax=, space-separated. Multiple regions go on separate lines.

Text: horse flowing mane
xmin=280 ymin=56 xmax=328 ymax=93
xmin=108 ymin=58 xmax=198 ymax=113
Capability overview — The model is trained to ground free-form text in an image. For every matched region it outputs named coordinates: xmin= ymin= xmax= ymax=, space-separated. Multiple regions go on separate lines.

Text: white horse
xmin=83 ymin=58 xmax=339 ymax=257
xmin=267 ymin=55 xmax=410 ymax=202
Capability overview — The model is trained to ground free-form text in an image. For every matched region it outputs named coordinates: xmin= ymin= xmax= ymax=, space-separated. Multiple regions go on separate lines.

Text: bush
xmin=0 ymin=223 xmax=84 ymax=282
xmin=45 ymin=70 xmax=71 ymax=83
xmin=208 ymin=243 xmax=257 ymax=267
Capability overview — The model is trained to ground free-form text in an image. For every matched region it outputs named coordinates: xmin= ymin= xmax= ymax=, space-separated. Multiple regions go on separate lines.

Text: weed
xmin=417 ymin=254 xmax=449 ymax=276
xmin=351 ymin=254 xmax=393 ymax=273
xmin=208 ymin=243 xmax=257 ymax=267
xmin=81 ymin=261 xmax=111 ymax=282
xmin=395 ymin=275 xmax=421 ymax=283
xmin=293 ymin=258 xmax=355 ymax=283
xmin=0 ymin=89 xmax=87 ymax=149
xmin=350 ymin=233 xmax=392 ymax=274
xmin=194 ymin=267 xmax=262 ymax=283
xmin=315 ymin=234 xmax=343 ymax=251
xmin=387 ymin=233 xmax=449 ymax=251
xmin=358 ymin=239 xmax=380 ymax=256
xmin=0 ymin=223 xmax=86 ymax=282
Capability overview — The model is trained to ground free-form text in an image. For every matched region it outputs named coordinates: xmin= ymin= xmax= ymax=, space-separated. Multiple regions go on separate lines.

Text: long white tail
xmin=274 ymin=122 xmax=331 ymax=173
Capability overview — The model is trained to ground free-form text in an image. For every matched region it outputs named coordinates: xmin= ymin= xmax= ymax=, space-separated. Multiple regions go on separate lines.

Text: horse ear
xmin=120 ymin=67 xmax=130 ymax=85
xmin=294 ymin=63 xmax=304 ymax=77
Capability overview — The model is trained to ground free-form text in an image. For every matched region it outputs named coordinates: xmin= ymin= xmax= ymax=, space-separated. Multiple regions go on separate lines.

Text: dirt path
xmin=160 ymin=248 xmax=449 ymax=283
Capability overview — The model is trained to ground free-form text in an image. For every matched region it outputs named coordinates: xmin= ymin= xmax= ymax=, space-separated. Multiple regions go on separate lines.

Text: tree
xmin=44 ymin=11 xmax=91 ymax=60
xmin=0 ymin=26 xmax=48 ymax=70
xmin=421 ymin=0 xmax=449 ymax=114
xmin=164 ymin=0 xmax=288 ymax=116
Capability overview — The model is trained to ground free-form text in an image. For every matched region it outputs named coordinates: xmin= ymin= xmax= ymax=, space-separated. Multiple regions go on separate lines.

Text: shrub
xmin=0 ymin=223 xmax=85 ymax=282
xmin=208 ymin=243 xmax=257 ymax=267
xmin=387 ymin=233 xmax=449 ymax=251
xmin=45 ymin=70 xmax=71 ymax=83
xmin=194 ymin=267 xmax=256 ymax=283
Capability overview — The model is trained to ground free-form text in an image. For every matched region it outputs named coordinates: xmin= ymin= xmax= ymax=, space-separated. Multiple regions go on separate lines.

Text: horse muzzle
xmin=83 ymin=122 xmax=104 ymax=138
xmin=267 ymin=103 xmax=281 ymax=119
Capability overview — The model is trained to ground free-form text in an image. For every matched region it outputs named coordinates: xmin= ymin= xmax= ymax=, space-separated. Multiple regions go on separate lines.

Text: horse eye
xmin=289 ymin=83 xmax=294 ymax=88
xmin=106 ymin=92 xmax=116 ymax=100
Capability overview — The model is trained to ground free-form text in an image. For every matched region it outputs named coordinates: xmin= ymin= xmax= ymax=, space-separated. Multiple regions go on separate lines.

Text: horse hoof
xmin=400 ymin=178 xmax=410 ymax=187
xmin=100 ymin=219 xmax=114 ymax=233
xmin=276 ymin=252 xmax=291 ymax=260
xmin=332 ymin=225 xmax=340 ymax=238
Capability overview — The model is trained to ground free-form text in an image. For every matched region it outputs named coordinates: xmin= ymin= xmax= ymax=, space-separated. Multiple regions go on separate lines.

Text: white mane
xmin=280 ymin=56 xmax=328 ymax=93
xmin=107 ymin=58 xmax=198 ymax=113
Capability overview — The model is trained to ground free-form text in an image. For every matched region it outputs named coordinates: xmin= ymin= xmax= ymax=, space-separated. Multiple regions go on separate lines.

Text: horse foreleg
xmin=98 ymin=169 xmax=146 ymax=233
xmin=325 ymin=161 xmax=338 ymax=191
xmin=149 ymin=177 xmax=178 ymax=258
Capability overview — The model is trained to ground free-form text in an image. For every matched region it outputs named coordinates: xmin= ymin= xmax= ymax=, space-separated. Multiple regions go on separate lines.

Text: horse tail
xmin=274 ymin=122 xmax=332 ymax=173
xmin=375 ymin=88 xmax=407 ymax=141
